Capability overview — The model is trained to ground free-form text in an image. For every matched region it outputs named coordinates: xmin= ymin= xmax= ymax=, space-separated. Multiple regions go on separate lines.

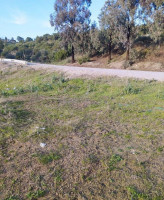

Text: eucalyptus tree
xmin=26 ymin=37 xmax=33 ymax=42
xmin=141 ymin=0 xmax=164 ymax=46
xmin=50 ymin=0 xmax=92 ymax=63
xmin=17 ymin=36 xmax=24 ymax=43
xmin=76 ymin=23 xmax=91 ymax=55
xmin=115 ymin=0 xmax=140 ymax=61
xmin=99 ymin=0 xmax=120 ymax=61
xmin=89 ymin=22 xmax=101 ymax=55
xmin=0 ymin=39 xmax=4 ymax=56
xmin=140 ymin=0 xmax=164 ymax=9
xmin=149 ymin=6 xmax=164 ymax=46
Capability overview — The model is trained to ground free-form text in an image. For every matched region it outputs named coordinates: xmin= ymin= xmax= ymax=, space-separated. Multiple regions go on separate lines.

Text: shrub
xmin=54 ymin=49 xmax=68 ymax=61
xmin=78 ymin=55 xmax=90 ymax=65
xmin=123 ymin=61 xmax=131 ymax=69
xmin=135 ymin=36 xmax=153 ymax=45
xmin=129 ymin=49 xmax=149 ymax=66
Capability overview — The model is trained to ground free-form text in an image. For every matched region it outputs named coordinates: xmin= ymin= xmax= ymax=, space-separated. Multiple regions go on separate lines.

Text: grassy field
xmin=0 ymin=63 xmax=164 ymax=200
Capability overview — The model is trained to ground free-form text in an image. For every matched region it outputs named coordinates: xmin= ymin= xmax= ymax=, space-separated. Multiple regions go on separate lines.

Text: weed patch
xmin=127 ymin=186 xmax=149 ymax=200
xmin=108 ymin=154 xmax=123 ymax=171
xmin=26 ymin=189 xmax=46 ymax=200
xmin=37 ymin=152 xmax=62 ymax=164
xmin=123 ymin=83 xmax=141 ymax=95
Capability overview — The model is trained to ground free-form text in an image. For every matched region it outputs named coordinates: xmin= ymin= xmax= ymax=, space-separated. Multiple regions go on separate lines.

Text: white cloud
xmin=11 ymin=9 xmax=28 ymax=25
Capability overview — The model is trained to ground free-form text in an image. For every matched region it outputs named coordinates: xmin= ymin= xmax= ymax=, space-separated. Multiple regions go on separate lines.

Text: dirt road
xmin=31 ymin=63 xmax=164 ymax=81
xmin=1 ymin=59 xmax=164 ymax=81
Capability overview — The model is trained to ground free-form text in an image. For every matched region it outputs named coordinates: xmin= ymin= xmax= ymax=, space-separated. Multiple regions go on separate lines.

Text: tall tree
xmin=50 ymin=0 xmax=91 ymax=63
xmin=99 ymin=0 xmax=119 ymax=61
xmin=141 ymin=0 xmax=164 ymax=46
xmin=116 ymin=0 xmax=140 ymax=61
xmin=0 ymin=39 xmax=4 ymax=56
xmin=26 ymin=37 xmax=33 ymax=42
xmin=76 ymin=23 xmax=90 ymax=55
xmin=149 ymin=6 xmax=164 ymax=46
xmin=17 ymin=36 xmax=24 ymax=43
xmin=89 ymin=22 xmax=101 ymax=55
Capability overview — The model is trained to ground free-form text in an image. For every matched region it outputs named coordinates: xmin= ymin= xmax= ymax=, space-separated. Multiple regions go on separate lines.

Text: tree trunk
xmin=126 ymin=26 xmax=130 ymax=61
xmin=82 ymin=33 xmax=85 ymax=55
xmin=72 ymin=45 xmax=75 ymax=63
xmin=108 ymin=35 xmax=112 ymax=62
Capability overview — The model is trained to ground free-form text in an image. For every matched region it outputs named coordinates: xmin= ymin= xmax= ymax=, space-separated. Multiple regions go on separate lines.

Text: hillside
xmin=0 ymin=33 xmax=164 ymax=72
xmin=68 ymin=45 xmax=164 ymax=72
xmin=0 ymin=62 xmax=164 ymax=200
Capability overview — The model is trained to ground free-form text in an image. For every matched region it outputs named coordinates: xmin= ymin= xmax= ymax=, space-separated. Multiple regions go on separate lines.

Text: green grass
xmin=0 ymin=64 xmax=164 ymax=200
xmin=37 ymin=152 xmax=62 ymax=164
xmin=108 ymin=154 xmax=123 ymax=171
xmin=127 ymin=186 xmax=149 ymax=200
xmin=26 ymin=189 xmax=46 ymax=200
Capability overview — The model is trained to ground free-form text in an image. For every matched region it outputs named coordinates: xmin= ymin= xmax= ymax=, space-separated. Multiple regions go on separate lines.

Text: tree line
xmin=0 ymin=0 xmax=164 ymax=66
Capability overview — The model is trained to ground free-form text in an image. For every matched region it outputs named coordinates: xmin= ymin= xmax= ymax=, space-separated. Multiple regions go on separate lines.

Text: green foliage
xmin=0 ymin=34 xmax=66 ymax=63
xmin=27 ymin=190 xmax=46 ymax=200
xmin=50 ymin=0 xmax=92 ymax=63
xmin=123 ymin=84 xmax=141 ymax=95
xmin=129 ymin=49 xmax=149 ymax=64
xmin=54 ymin=168 xmax=64 ymax=185
xmin=157 ymin=146 xmax=164 ymax=152
xmin=0 ymin=39 xmax=4 ymax=55
xmin=127 ymin=186 xmax=149 ymax=200
xmin=38 ymin=152 xmax=62 ymax=164
xmin=54 ymin=49 xmax=68 ymax=61
xmin=135 ymin=36 xmax=152 ymax=46
xmin=5 ymin=196 xmax=20 ymax=200
xmin=0 ymin=83 xmax=55 ymax=97
xmin=78 ymin=55 xmax=90 ymax=65
xmin=108 ymin=154 xmax=123 ymax=171
xmin=52 ymin=74 xmax=69 ymax=84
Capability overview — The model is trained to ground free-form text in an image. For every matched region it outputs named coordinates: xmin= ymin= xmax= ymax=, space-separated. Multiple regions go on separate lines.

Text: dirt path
xmin=31 ymin=63 xmax=164 ymax=81
xmin=1 ymin=59 xmax=164 ymax=81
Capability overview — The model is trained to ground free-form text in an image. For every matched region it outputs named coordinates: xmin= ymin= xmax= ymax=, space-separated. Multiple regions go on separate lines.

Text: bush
xmin=54 ymin=49 xmax=68 ymax=61
xmin=128 ymin=49 xmax=149 ymax=66
xmin=123 ymin=61 xmax=131 ymax=69
xmin=135 ymin=36 xmax=153 ymax=46
xmin=78 ymin=55 xmax=90 ymax=65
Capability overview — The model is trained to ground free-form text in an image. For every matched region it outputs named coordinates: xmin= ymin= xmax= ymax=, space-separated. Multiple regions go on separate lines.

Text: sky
xmin=0 ymin=0 xmax=106 ymax=40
